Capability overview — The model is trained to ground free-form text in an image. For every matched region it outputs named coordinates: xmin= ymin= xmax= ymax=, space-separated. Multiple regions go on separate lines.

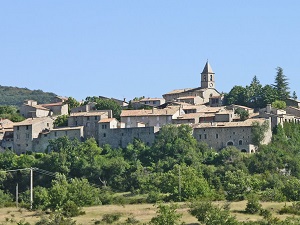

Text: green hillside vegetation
xmin=1 ymin=123 xmax=300 ymax=224
xmin=0 ymin=85 xmax=58 ymax=106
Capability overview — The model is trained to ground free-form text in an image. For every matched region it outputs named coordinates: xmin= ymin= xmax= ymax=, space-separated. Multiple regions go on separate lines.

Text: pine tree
xmin=293 ymin=91 xmax=297 ymax=100
xmin=273 ymin=67 xmax=290 ymax=101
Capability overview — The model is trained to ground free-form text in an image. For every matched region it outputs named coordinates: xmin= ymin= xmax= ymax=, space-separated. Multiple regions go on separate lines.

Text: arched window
xmin=210 ymin=75 xmax=213 ymax=81
xmin=239 ymin=140 xmax=243 ymax=145
xmin=227 ymin=141 xmax=234 ymax=146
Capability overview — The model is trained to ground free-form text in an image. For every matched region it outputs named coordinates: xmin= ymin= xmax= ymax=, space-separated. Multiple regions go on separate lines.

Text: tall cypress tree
xmin=273 ymin=67 xmax=290 ymax=101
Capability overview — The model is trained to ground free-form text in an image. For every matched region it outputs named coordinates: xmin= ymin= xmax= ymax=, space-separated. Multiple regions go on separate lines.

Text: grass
xmin=0 ymin=201 xmax=299 ymax=225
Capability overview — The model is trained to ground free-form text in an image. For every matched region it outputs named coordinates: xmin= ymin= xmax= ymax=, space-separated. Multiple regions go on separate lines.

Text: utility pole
xmin=178 ymin=166 xmax=181 ymax=202
xmin=30 ymin=167 xmax=33 ymax=210
xmin=16 ymin=183 xmax=18 ymax=208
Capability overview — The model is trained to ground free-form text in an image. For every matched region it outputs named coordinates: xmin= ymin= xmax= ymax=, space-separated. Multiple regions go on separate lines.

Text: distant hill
xmin=0 ymin=85 xmax=58 ymax=106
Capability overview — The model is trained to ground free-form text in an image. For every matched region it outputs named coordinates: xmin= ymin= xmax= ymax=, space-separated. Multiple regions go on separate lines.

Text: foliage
xmin=245 ymin=194 xmax=262 ymax=214
xmin=0 ymin=189 xmax=13 ymax=207
xmin=278 ymin=202 xmax=300 ymax=215
xmin=273 ymin=67 xmax=290 ymax=101
xmin=35 ymin=212 xmax=77 ymax=225
xmin=0 ymin=85 xmax=57 ymax=106
xmin=189 ymin=201 xmax=238 ymax=225
xmin=66 ymin=97 xmax=80 ymax=113
xmin=272 ymin=100 xmax=286 ymax=109
xmin=84 ymin=96 xmax=122 ymax=120
xmin=62 ymin=200 xmax=85 ymax=217
xmin=101 ymin=213 xmax=121 ymax=224
xmin=149 ymin=203 xmax=182 ymax=225
xmin=235 ymin=108 xmax=249 ymax=121
xmin=251 ymin=121 xmax=269 ymax=146
xmin=54 ymin=115 xmax=69 ymax=127
xmin=0 ymin=105 xmax=25 ymax=122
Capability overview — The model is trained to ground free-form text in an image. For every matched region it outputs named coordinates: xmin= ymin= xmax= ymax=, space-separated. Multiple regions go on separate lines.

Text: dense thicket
xmin=0 ymin=85 xmax=57 ymax=106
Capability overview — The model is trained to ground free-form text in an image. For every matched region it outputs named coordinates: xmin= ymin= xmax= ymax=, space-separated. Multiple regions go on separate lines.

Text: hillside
xmin=0 ymin=85 xmax=58 ymax=106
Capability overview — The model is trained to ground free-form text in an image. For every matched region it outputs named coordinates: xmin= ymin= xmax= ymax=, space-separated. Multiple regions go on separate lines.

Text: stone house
xmin=132 ymin=98 xmax=166 ymax=109
xmin=20 ymin=100 xmax=50 ymax=118
xmin=13 ymin=117 xmax=54 ymax=154
xmin=40 ymin=102 xmax=68 ymax=116
xmin=120 ymin=107 xmax=184 ymax=128
xmin=68 ymin=111 xmax=111 ymax=140
xmin=98 ymin=125 xmax=160 ymax=148
xmin=176 ymin=96 xmax=204 ymax=105
xmin=192 ymin=118 xmax=272 ymax=153
xmin=33 ymin=126 xmax=84 ymax=152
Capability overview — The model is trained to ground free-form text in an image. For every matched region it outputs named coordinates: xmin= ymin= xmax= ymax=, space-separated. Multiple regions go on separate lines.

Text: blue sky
xmin=1 ymin=1 xmax=300 ymax=101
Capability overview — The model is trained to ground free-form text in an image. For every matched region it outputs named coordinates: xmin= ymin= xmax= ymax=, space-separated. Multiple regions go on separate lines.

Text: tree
xmin=247 ymin=76 xmax=263 ymax=108
xmin=245 ymin=193 xmax=262 ymax=214
xmin=224 ymin=86 xmax=248 ymax=106
xmin=66 ymin=97 xmax=81 ymax=113
xmin=272 ymin=100 xmax=286 ymax=109
xmin=189 ymin=201 xmax=238 ymax=225
xmin=84 ymin=96 xmax=122 ymax=120
xmin=251 ymin=120 xmax=269 ymax=146
xmin=293 ymin=91 xmax=298 ymax=100
xmin=235 ymin=108 xmax=249 ymax=121
xmin=54 ymin=115 xmax=69 ymax=127
xmin=273 ymin=67 xmax=290 ymax=101
xmin=150 ymin=203 xmax=182 ymax=225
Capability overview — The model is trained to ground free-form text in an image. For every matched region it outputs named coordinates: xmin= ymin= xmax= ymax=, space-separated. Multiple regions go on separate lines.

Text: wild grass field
xmin=0 ymin=201 xmax=298 ymax=225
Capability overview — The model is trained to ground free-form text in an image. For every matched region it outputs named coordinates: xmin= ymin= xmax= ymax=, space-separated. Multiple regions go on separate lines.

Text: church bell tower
xmin=201 ymin=61 xmax=215 ymax=89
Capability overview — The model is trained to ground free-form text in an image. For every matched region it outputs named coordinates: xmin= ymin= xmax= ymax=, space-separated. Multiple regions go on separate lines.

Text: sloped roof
xmin=121 ymin=107 xmax=179 ymax=117
xmin=202 ymin=61 xmax=214 ymax=74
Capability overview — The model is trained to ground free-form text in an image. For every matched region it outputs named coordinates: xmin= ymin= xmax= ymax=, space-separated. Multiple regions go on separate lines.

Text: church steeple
xmin=201 ymin=61 xmax=215 ymax=89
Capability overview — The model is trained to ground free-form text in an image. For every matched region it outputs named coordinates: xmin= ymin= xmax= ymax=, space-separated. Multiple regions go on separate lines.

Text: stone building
xmin=163 ymin=61 xmax=220 ymax=103
xmin=98 ymin=126 xmax=160 ymax=149
xmin=68 ymin=111 xmax=111 ymax=140
xmin=192 ymin=118 xmax=272 ymax=153
xmin=13 ymin=117 xmax=54 ymax=154
xmin=33 ymin=126 xmax=84 ymax=152
xmin=120 ymin=107 xmax=184 ymax=128
xmin=20 ymin=100 xmax=50 ymax=118
xmin=40 ymin=102 xmax=68 ymax=116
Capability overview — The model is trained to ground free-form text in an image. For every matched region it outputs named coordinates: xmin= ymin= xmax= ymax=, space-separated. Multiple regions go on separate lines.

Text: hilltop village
xmin=1 ymin=61 xmax=300 ymax=155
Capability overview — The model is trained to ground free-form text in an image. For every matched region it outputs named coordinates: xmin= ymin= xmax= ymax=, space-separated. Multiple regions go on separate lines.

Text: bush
xmin=245 ymin=194 xmax=262 ymax=214
xmin=279 ymin=202 xmax=300 ymax=215
xmin=62 ymin=201 xmax=85 ymax=217
xmin=146 ymin=191 xmax=163 ymax=203
xmin=101 ymin=213 xmax=122 ymax=224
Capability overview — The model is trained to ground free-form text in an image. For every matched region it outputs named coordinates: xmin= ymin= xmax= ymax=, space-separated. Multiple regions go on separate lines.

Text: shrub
xmin=101 ymin=213 xmax=122 ymax=224
xmin=62 ymin=201 xmax=85 ymax=217
xmin=245 ymin=194 xmax=262 ymax=214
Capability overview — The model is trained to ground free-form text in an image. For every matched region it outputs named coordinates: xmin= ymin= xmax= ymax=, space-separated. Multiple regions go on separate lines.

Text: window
xmin=17 ymin=126 xmax=19 ymax=130
xmin=54 ymin=132 xmax=57 ymax=137
xmin=95 ymin=116 xmax=98 ymax=120
xmin=47 ymin=123 xmax=49 ymax=127
xmin=26 ymin=133 xmax=30 ymax=139
xmin=239 ymin=140 xmax=243 ymax=145
xmin=102 ymin=124 xmax=107 ymax=129
xmin=103 ymin=133 xmax=106 ymax=137
xmin=216 ymin=134 xmax=218 ymax=139
xmin=16 ymin=134 xmax=20 ymax=139
xmin=227 ymin=141 xmax=234 ymax=146
xmin=204 ymin=134 xmax=207 ymax=139
xmin=26 ymin=125 xmax=29 ymax=130
xmin=199 ymin=135 xmax=201 ymax=139
xmin=210 ymin=75 xmax=213 ymax=81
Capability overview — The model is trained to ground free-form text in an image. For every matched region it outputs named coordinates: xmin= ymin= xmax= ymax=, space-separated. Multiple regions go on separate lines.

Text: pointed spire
xmin=202 ymin=61 xmax=214 ymax=74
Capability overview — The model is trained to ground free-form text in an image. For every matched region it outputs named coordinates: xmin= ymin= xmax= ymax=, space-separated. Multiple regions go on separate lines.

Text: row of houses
xmin=1 ymin=61 xmax=300 ymax=154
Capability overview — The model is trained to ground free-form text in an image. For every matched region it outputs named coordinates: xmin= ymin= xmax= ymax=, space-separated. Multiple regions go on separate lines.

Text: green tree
xmin=261 ymin=84 xmax=278 ymax=107
xmin=54 ymin=115 xmax=69 ymax=127
xmin=189 ymin=201 xmax=238 ymax=225
xmin=85 ymin=96 xmax=122 ymax=120
xmin=272 ymin=100 xmax=286 ymax=109
xmin=273 ymin=67 xmax=290 ymax=101
xmin=251 ymin=121 xmax=269 ymax=146
xmin=150 ymin=203 xmax=182 ymax=225
xmin=223 ymin=170 xmax=251 ymax=201
xmin=235 ymin=108 xmax=249 ymax=121
xmin=293 ymin=91 xmax=298 ymax=100
xmin=245 ymin=193 xmax=262 ymax=214
xmin=66 ymin=97 xmax=81 ymax=113
xmin=225 ymin=86 xmax=248 ymax=106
